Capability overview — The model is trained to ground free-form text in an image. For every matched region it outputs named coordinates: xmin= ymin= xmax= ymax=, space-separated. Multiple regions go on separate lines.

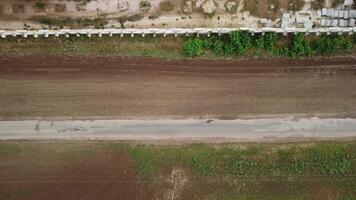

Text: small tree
xmin=34 ymin=1 xmax=47 ymax=11
xmin=315 ymin=35 xmax=353 ymax=55
xmin=264 ymin=32 xmax=278 ymax=53
xmin=228 ymin=31 xmax=252 ymax=55
xmin=289 ymin=33 xmax=314 ymax=57
xmin=184 ymin=38 xmax=205 ymax=57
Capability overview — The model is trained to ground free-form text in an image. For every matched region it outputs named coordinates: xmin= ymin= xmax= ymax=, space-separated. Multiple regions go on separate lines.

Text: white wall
xmin=1 ymin=27 xmax=355 ymax=38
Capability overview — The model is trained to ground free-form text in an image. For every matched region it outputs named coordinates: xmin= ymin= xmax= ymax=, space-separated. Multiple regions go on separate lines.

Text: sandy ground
xmin=0 ymin=56 xmax=356 ymax=120
xmin=1 ymin=118 xmax=356 ymax=141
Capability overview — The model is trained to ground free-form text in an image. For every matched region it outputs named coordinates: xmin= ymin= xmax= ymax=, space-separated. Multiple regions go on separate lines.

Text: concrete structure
xmin=1 ymin=118 xmax=356 ymax=141
xmin=1 ymin=27 xmax=355 ymax=39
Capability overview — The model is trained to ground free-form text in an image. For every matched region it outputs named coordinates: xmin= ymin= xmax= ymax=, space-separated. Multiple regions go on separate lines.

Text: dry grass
xmin=311 ymin=0 xmax=325 ymax=10
xmin=287 ymin=0 xmax=305 ymax=11
xmin=243 ymin=0 xmax=281 ymax=20
xmin=243 ymin=0 xmax=305 ymax=20
xmin=0 ymin=5 xmax=4 ymax=15
xmin=54 ymin=4 xmax=66 ymax=12
xmin=12 ymin=4 xmax=25 ymax=14
xmin=1 ymin=141 xmax=355 ymax=200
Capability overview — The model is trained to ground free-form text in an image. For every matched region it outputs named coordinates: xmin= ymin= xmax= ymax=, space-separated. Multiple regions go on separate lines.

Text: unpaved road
xmin=0 ymin=56 xmax=356 ymax=120
xmin=1 ymin=118 xmax=356 ymax=141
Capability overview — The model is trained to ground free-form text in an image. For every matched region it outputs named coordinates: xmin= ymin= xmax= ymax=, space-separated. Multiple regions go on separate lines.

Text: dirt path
xmin=0 ymin=55 xmax=356 ymax=120
xmin=1 ymin=118 xmax=356 ymax=141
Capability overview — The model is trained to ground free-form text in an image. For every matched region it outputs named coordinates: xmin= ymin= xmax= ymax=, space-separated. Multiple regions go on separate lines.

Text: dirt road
xmin=0 ymin=55 xmax=356 ymax=120
xmin=1 ymin=118 xmax=356 ymax=141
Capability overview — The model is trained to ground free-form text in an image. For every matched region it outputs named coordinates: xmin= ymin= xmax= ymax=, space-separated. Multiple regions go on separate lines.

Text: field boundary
xmin=1 ymin=27 xmax=356 ymax=38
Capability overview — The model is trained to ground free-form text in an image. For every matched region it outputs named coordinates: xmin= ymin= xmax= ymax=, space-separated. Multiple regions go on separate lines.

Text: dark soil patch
xmin=0 ymin=143 xmax=140 ymax=200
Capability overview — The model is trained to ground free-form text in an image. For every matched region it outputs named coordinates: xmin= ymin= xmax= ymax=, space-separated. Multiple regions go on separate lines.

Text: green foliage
xmin=309 ymin=144 xmax=352 ymax=176
xmin=32 ymin=16 xmax=108 ymax=28
xmin=255 ymin=36 xmax=265 ymax=49
xmin=277 ymin=47 xmax=290 ymax=57
xmin=206 ymin=36 xmax=225 ymax=55
xmin=115 ymin=143 xmax=355 ymax=179
xmin=264 ymin=32 xmax=278 ymax=52
xmin=289 ymin=33 xmax=314 ymax=57
xmin=223 ymin=153 xmax=259 ymax=176
xmin=34 ymin=1 xmax=47 ymax=10
xmin=131 ymin=145 xmax=156 ymax=177
xmin=182 ymin=32 xmax=354 ymax=58
xmin=253 ymin=32 xmax=279 ymax=54
xmin=183 ymin=38 xmax=205 ymax=57
xmin=314 ymin=35 xmax=353 ymax=55
xmin=187 ymin=153 xmax=217 ymax=176
xmin=228 ymin=31 xmax=252 ymax=55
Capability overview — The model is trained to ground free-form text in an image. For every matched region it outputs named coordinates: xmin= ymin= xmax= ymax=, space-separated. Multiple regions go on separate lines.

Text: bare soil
xmin=0 ymin=143 xmax=140 ymax=200
xmin=0 ymin=55 xmax=356 ymax=120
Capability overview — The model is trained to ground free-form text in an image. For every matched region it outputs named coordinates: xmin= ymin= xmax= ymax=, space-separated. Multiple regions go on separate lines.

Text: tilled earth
xmin=0 ymin=55 xmax=356 ymax=119
xmin=0 ymin=143 xmax=140 ymax=200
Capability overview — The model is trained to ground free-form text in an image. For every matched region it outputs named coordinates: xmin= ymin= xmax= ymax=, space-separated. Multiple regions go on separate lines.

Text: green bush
xmin=315 ymin=35 xmax=353 ymax=55
xmin=34 ymin=1 xmax=47 ymax=10
xmin=224 ymin=154 xmax=259 ymax=176
xmin=206 ymin=36 xmax=225 ymax=55
xmin=183 ymin=38 xmax=205 ymax=57
xmin=228 ymin=31 xmax=252 ymax=55
xmin=289 ymin=33 xmax=314 ymax=57
xmin=264 ymin=32 xmax=278 ymax=52
xmin=309 ymin=144 xmax=352 ymax=176
xmin=255 ymin=36 xmax=265 ymax=49
xmin=182 ymin=32 xmax=353 ymax=58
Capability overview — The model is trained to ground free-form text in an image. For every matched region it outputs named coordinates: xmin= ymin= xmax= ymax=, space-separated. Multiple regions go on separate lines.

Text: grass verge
xmin=1 ymin=141 xmax=355 ymax=199
xmin=1 ymin=141 xmax=356 ymax=199
xmin=0 ymin=32 xmax=355 ymax=60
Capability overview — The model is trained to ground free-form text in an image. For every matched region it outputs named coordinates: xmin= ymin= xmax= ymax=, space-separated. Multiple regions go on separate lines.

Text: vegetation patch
xmin=0 ymin=35 xmax=185 ymax=59
xmin=1 ymin=141 xmax=356 ymax=199
xmin=112 ymin=142 xmax=356 ymax=178
xmin=31 ymin=16 xmax=108 ymax=29
xmin=0 ymin=30 xmax=355 ymax=59
xmin=33 ymin=1 xmax=47 ymax=12
xmin=183 ymin=31 xmax=354 ymax=58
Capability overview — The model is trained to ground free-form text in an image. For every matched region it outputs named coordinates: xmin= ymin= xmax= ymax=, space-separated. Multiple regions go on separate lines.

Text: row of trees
xmin=183 ymin=31 xmax=354 ymax=57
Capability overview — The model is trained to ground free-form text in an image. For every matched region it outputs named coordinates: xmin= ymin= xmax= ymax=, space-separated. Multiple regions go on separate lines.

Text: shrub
xmin=228 ymin=31 xmax=252 ymax=55
xmin=264 ymin=32 xmax=278 ymax=52
xmin=255 ymin=36 xmax=265 ymax=49
xmin=224 ymin=154 xmax=259 ymax=176
xmin=207 ymin=36 xmax=225 ymax=55
xmin=315 ymin=35 xmax=353 ymax=55
xmin=289 ymin=33 xmax=314 ymax=57
xmin=184 ymin=38 xmax=205 ymax=57
xmin=309 ymin=144 xmax=352 ymax=176
xmin=253 ymin=33 xmax=278 ymax=53
xmin=34 ymin=1 xmax=47 ymax=11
